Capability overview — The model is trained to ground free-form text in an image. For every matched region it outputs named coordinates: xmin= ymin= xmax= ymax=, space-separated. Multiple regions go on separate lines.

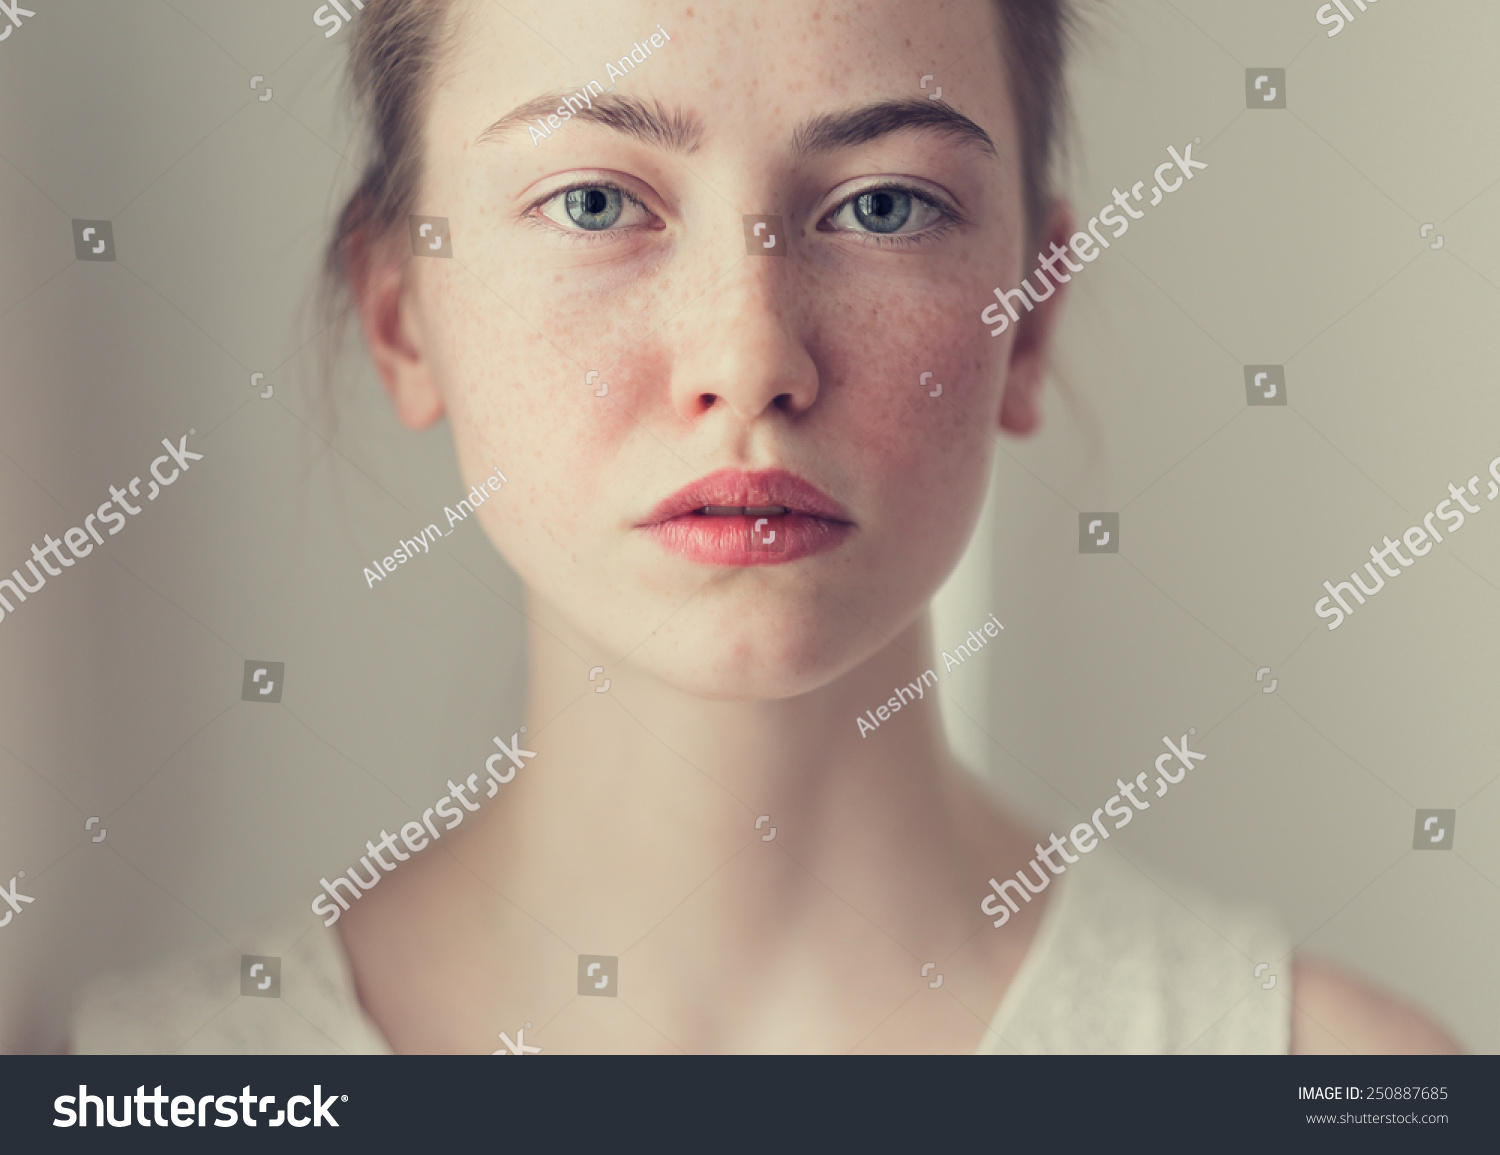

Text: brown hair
xmin=993 ymin=1 xmax=1078 ymax=246
xmin=321 ymin=0 xmax=1076 ymax=329
xmin=321 ymin=0 xmax=459 ymax=349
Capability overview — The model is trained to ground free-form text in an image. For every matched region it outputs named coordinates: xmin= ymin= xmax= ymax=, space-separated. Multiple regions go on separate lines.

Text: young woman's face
xmin=377 ymin=0 xmax=1047 ymax=698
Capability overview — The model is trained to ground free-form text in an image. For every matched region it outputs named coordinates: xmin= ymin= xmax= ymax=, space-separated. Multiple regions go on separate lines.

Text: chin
xmin=615 ymin=601 xmax=882 ymax=702
xmin=636 ymin=658 xmax=843 ymax=702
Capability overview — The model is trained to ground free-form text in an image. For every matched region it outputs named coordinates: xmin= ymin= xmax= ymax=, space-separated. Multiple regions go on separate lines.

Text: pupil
xmin=854 ymin=189 xmax=911 ymax=234
xmin=565 ymin=186 xmax=623 ymax=230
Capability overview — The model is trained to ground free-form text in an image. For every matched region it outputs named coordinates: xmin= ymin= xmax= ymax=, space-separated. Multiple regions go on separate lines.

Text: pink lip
xmin=638 ymin=468 xmax=854 ymax=566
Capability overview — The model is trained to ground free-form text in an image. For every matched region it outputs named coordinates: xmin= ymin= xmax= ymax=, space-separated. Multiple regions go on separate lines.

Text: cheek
xmin=807 ymin=272 xmax=1004 ymax=504
xmin=422 ymin=272 xmax=680 ymax=552
xmin=794 ymin=276 xmax=1005 ymax=593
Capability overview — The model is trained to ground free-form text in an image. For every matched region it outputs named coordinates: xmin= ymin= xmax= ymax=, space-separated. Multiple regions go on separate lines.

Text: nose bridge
xmin=667 ymin=244 xmax=818 ymax=423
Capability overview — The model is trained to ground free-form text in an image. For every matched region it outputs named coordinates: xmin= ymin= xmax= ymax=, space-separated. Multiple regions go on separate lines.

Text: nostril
xmin=698 ymin=393 xmax=718 ymax=410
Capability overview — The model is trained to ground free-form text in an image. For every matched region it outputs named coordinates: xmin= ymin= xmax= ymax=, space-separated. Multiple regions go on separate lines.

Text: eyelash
xmin=525 ymin=180 xmax=652 ymax=245
xmin=822 ymin=183 xmax=958 ymax=247
xmin=525 ymin=180 xmax=959 ymax=246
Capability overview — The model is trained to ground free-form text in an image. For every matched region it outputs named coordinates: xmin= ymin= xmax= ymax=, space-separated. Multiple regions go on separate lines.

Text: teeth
xmin=697 ymin=505 xmax=789 ymax=516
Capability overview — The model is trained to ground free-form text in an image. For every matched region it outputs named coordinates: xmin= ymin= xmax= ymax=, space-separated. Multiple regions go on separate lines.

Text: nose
xmin=667 ymin=258 xmax=820 ymax=424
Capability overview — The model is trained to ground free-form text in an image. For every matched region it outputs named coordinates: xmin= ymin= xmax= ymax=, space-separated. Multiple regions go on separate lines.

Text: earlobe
xmin=996 ymin=291 xmax=1058 ymax=437
xmin=999 ymin=375 xmax=1042 ymax=434
xmin=386 ymin=366 xmax=447 ymax=430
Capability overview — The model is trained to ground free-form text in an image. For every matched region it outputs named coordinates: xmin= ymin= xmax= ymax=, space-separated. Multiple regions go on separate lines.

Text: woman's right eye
xmin=536 ymin=183 xmax=654 ymax=234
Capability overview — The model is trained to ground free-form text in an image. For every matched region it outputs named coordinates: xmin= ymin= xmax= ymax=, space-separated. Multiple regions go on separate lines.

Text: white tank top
xmin=71 ymin=853 xmax=1289 ymax=1054
xmin=979 ymin=852 xmax=1291 ymax=1053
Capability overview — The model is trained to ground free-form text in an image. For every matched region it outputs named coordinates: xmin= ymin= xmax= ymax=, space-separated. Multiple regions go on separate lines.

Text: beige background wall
xmin=1 ymin=0 xmax=1495 ymax=1053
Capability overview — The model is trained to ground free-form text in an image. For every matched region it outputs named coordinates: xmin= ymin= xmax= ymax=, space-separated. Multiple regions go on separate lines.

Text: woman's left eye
xmin=536 ymin=183 xmax=654 ymax=234
xmin=824 ymin=187 xmax=947 ymax=238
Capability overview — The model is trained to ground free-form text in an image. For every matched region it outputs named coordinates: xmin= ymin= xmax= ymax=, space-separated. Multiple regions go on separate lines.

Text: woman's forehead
xmin=434 ymin=0 xmax=1014 ymax=148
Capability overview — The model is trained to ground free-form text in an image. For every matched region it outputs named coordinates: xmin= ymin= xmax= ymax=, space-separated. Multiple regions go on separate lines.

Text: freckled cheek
xmin=427 ymin=278 xmax=670 ymax=544
xmin=812 ymin=286 xmax=1003 ymax=508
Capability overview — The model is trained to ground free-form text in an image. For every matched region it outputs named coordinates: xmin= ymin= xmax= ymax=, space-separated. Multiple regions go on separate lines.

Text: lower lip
xmin=646 ymin=514 xmax=853 ymax=566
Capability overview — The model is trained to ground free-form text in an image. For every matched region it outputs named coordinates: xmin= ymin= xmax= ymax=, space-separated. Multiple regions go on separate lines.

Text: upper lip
xmin=638 ymin=468 xmax=852 ymax=527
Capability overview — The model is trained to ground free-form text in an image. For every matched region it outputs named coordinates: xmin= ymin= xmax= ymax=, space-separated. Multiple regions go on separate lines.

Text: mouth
xmin=638 ymin=468 xmax=854 ymax=566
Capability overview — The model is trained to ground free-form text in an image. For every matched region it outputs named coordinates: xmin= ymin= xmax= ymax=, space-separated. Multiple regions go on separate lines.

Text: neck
xmin=522 ymin=591 xmax=962 ymax=858
xmin=383 ymin=591 xmax=1041 ymax=1051
xmin=483 ymin=593 xmax=1028 ymax=966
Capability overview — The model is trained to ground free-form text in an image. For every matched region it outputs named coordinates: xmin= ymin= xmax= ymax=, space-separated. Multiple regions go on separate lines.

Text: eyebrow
xmin=478 ymin=92 xmax=705 ymax=153
xmin=791 ymin=99 xmax=997 ymax=158
xmin=477 ymin=94 xmax=995 ymax=159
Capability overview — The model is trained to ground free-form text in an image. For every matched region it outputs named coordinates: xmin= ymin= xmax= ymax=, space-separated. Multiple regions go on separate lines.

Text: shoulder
xmin=334 ymin=841 xmax=537 ymax=1053
xmin=69 ymin=920 xmax=390 ymax=1054
xmin=987 ymin=851 xmax=1293 ymax=1054
xmin=1290 ymin=957 xmax=1462 ymax=1054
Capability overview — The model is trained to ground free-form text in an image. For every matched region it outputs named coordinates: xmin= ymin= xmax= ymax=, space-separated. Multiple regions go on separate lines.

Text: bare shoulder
xmin=1291 ymin=956 xmax=1463 ymax=1054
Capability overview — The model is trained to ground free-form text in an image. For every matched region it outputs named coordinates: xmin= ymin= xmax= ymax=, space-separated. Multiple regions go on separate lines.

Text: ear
xmin=998 ymin=199 xmax=1074 ymax=436
xmin=349 ymin=223 xmax=446 ymax=430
